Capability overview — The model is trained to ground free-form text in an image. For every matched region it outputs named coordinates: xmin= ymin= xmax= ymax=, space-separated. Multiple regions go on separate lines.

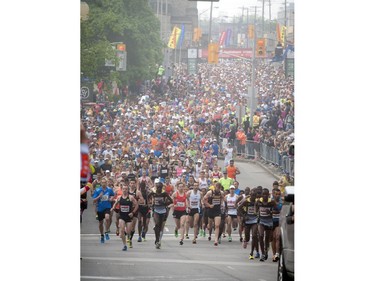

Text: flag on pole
xmin=280 ymin=25 xmax=287 ymax=47
xmin=219 ymin=31 xmax=227 ymax=46
xmin=168 ymin=26 xmax=182 ymax=49
xmin=276 ymin=23 xmax=281 ymax=42
xmin=177 ymin=24 xmax=185 ymax=48
xmin=225 ymin=29 xmax=232 ymax=47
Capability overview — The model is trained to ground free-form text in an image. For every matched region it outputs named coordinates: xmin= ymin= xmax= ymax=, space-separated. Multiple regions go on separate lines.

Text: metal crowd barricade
xmin=259 ymin=142 xmax=294 ymax=177
xmin=218 ymin=139 xmax=294 ymax=177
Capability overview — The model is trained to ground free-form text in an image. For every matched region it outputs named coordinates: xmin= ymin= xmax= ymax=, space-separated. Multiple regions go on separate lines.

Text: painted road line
xmin=81 ymin=257 xmax=275 ymax=268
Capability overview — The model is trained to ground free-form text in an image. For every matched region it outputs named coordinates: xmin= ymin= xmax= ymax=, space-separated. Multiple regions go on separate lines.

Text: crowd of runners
xmin=80 ymin=59 xmax=294 ymax=262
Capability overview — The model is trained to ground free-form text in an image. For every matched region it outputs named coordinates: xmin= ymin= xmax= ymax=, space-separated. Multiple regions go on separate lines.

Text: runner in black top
xmin=148 ymin=182 xmax=173 ymax=249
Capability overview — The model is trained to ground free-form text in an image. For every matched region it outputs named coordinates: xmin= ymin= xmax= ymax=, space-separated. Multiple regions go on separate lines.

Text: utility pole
xmin=208 ymin=1 xmax=213 ymax=43
xmin=261 ymin=0 xmax=265 ymax=37
xmin=284 ymin=0 xmax=287 ymax=47
xmin=246 ymin=8 xmax=249 ymax=48
xmin=269 ymin=0 xmax=271 ymax=34
xmin=249 ymin=6 xmax=257 ymax=127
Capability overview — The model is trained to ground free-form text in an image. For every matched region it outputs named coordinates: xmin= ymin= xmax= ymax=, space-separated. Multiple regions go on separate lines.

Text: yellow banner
xmin=168 ymin=26 xmax=181 ymax=49
xmin=280 ymin=25 xmax=287 ymax=46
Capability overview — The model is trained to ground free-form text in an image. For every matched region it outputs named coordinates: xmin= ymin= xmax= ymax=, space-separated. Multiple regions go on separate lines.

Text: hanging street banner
xmin=168 ymin=26 xmax=182 ymax=49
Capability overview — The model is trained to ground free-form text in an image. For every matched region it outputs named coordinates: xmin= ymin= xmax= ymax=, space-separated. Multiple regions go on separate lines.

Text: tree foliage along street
xmin=81 ymin=0 xmax=164 ymax=87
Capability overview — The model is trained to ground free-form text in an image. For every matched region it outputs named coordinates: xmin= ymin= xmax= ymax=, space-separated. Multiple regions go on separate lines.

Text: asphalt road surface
xmin=81 ymin=160 xmax=278 ymax=281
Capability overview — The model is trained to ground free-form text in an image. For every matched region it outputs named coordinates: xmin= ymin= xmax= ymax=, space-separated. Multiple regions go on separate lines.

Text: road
xmin=81 ymin=160 xmax=278 ymax=281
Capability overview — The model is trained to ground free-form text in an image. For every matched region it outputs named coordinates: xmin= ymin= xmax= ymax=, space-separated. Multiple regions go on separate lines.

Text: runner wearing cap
xmin=224 ymin=185 xmax=238 ymax=242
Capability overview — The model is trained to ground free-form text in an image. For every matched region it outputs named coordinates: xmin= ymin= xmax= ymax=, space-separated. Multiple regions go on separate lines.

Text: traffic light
xmin=198 ymin=28 xmax=202 ymax=40
xmin=208 ymin=43 xmax=219 ymax=64
xmin=193 ymin=28 xmax=202 ymax=42
xmin=116 ymin=43 xmax=126 ymax=51
xmin=247 ymin=25 xmax=254 ymax=39
xmin=256 ymin=38 xmax=266 ymax=57
xmin=193 ymin=28 xmax=198 ymax=42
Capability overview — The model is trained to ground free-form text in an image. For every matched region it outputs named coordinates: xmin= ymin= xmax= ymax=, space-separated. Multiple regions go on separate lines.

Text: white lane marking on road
xmin=81 ymin=276 xmax=217 ymax=280
xmin=81 ymin=257 xmax=274 ymax=268
xmin=227 ymin=266 xmax=235 ymax=270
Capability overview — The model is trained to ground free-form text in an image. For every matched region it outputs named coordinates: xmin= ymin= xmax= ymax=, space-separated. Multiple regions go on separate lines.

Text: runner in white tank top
xmin=224 ymin=186 xmax=238 ymax=242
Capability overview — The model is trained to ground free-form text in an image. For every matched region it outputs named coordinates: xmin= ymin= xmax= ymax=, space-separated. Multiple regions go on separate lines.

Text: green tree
xmin=81 ymin=0 xmax=163 ymax=89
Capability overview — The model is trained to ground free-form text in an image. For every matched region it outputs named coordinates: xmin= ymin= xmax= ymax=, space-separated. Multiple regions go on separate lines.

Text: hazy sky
xmin=197 ymin=0 xmax=293 ymax=21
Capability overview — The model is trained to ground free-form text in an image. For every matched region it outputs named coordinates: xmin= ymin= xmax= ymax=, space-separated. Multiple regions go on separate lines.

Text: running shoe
xmin=185 ymin=234 xmax=189 ymax=239
xmin=175 ymin=230 xmax=178 ymax=238
xmin=179 ymin=240 xmax=184 ymax=245
xmin=116 ymin=229 xmax=119 ymax=236
xmin=260 ymin=255 xmax=266 ymax=262
xmin=192 ymin=239 xmax=197 ymax=244
xmin=248 ymin=254 xmax=254 ymax=260
xmin=138 ymin=236 xmax=142 ymax=242
xmin=242 ymin=241 xmax=248 ymax=249
xmin=203 ymin=231 xmax=206 ymax=237
xmin=142 ymin=237 xmax=146 ymax=242
xmin=100 ymin=236 xmax=105 ymax=243
xmin=222 ymin=233 xmax=226 ymax=238
xmin=199 ymin=229 xmax=203 ymax=237
xmin=228 ymin=236 xmax=232 ymax=242
xmin=105 ymin=232 xmax=110 ymax=240
xmin=155 ymin=242 xmax=161 ymax=249
xmin=122 ymin=245 xmax=127 ymax=251
xmin=264 ymin=253 xmax=268 ymax=260
xmin=255 ymin=252 xmax=260 ymax=258
xmin=141 ymin=231 xmax=145 ymax=239
xmin=128 ymin=241 xmax=133 ymax=248
xmin=233 ymin=228 xmax=237 ymax=231
xmin=274 ymin=253 xmax=279 ymax=262
xmin=239 ymin=237 xmax=243 ymax=242
xmin=208 ymin=236 xmax=211 ymax=241
xmin=214 ymin=242 xmax=218 ymax=246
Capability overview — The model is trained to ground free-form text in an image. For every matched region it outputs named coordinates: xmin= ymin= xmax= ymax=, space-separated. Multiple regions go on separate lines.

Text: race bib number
xmin=260 ymin=207 xmax=270 ymax=216
xmin=161 ymin=169 xmax=167 ymax=174
xmin=121 ymin=205 xmax=130 ymax=213
xmin=227 ymin=202 xmax=235 ymax=209
xmin=102 ymin=195 xmax=109 ymax=201
xmin=212 ymin=198 xmax=221 ymax=205
xmin=176 ymin=202 xmax=185 ymax=207
xmin=247 ymin=206 xmax=255 ymax=214
xmin=155 ymin=197 xmax=163 ymax=206
xmin=190 ymin=200 xmax=198 ymax=208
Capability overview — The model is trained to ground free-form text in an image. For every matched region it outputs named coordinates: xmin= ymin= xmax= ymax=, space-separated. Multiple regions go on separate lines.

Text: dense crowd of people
xmin=80 ymin=59 xmax=294 ymax=262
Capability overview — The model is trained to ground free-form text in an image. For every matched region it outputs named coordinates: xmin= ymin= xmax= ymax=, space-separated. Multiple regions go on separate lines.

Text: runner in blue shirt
xmin=92 ymin=178 xmax=115 ymax=243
